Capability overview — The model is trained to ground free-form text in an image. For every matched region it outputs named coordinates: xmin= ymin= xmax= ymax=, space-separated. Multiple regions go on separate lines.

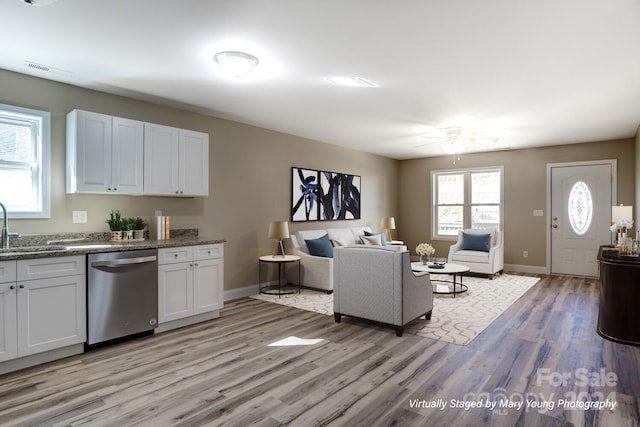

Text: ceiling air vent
xmin=20 ymin=0 xmax=59 ymax=6
xmin=25 ymin=61 xmax=73 ymax=77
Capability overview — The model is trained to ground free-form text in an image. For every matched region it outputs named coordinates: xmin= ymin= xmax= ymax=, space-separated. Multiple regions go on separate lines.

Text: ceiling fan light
xmin=214 ymin=51 xmax=259 ymax=78
xmin=443 ymin=142 xmax=464 ymax=154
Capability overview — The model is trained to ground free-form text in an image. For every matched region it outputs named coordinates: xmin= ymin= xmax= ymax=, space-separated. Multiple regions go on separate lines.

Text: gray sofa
xmin=333 ymin=245 xmax=433 ymax=336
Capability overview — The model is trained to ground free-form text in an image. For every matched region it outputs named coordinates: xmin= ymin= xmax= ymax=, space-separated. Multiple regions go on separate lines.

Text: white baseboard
xmin=224 ymin=283 xmax=260 ymax=301
xmin=505 ymin=263 xmax=549 ymax=275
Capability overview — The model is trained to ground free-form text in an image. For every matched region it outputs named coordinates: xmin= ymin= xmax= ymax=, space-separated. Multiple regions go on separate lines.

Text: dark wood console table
xmin=597 ymin=245 xmax=640 ymax=346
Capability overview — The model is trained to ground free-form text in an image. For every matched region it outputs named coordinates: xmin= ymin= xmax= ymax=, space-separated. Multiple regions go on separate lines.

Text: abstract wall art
xmin=291 ymin=167 xmax=319 ymax=222
xmin=319 ymin=171 xmax=361 ymax=220
xmin=291 ymin=167 xmax=361 ymax=222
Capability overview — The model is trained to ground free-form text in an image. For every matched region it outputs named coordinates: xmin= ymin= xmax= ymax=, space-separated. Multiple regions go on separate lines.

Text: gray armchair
xmin=333 ymin=245 xmax=433 ymax=337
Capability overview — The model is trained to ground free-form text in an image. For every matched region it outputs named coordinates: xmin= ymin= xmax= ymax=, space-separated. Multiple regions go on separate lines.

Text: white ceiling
xmin=2 ymin=0 xmax=639 ymax=160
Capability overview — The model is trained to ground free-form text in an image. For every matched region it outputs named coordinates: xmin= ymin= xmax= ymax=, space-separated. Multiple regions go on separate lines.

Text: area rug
xmin=250 ymin=274 xmax=540 ymax=346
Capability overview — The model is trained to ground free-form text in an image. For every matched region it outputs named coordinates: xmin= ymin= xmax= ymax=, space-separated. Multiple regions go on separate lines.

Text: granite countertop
xmin=0 ymin=230 xmax=226 ymax=261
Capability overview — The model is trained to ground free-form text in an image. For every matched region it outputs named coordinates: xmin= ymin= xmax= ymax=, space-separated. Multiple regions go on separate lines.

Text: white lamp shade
xmin=380 ymin=217 xmax=396 ymax=230
xmin=268 ymin=221 xmax=290 ymax=240
xmin=612 ymin=205 xmax=633 ymax=222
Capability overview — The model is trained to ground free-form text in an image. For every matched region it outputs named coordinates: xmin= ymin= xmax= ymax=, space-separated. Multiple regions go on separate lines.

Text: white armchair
xmin=286 ymin=226 xmax=373 ymax=293
xmin=448 ymin=229 xmax=504 ymax=279
xmin=333 ymin=245 xmax=433 ymax=336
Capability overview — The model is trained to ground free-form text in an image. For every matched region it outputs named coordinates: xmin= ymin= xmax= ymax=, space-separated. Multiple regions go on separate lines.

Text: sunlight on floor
xmin=268 ymin=336 xmax=324 ymax=346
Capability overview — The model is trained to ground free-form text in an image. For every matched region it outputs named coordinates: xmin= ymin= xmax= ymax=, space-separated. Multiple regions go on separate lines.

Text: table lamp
xmin=611 ymin=204 xmax=633 ymax=224
xmin=268 ymin=220 xmax=290 ymax=257
xmin=380 ymin=216 xmax=396 ymax=242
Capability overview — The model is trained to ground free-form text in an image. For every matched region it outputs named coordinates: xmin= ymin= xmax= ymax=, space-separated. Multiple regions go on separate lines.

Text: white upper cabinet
xmin=179 ymin=129 xmax=209 ymax=196
xmin=67 ymin=109 xmax=209 ymax=197
xmin=66 ymin=110 xmax=144 ymax=194
xmin=143 ymin=123 xmax=179 ymax=195
xmin=144 ymin=123 xmax=209 ymax=196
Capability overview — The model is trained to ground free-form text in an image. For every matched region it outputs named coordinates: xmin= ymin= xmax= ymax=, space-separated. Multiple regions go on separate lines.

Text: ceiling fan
xmin=415 ymin=127 xmax=499 ymax=163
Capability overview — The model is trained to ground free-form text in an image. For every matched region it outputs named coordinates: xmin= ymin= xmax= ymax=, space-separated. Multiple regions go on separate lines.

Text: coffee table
xmin=411 ymin=262 xmax=470 ymax=297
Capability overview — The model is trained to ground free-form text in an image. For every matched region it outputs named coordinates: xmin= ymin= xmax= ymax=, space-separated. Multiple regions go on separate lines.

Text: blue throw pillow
xmin=306 ymin=234 xmax=334 ymax=258
xmin=364 ymin=230 xmax=386 ymax=246
xmin=461 ymin=232 xmax=491 ymax=252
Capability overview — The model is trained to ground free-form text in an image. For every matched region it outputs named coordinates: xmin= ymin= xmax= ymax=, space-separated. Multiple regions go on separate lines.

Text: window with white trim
xmin=0 ymin=103 xmax=50 ymax=218
xmin=432 ymin=167 xmax=503 ymax=239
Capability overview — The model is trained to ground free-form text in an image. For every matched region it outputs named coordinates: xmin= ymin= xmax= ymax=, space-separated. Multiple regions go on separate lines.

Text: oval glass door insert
xmin=568 ymin=181 xmax=593 ymax=236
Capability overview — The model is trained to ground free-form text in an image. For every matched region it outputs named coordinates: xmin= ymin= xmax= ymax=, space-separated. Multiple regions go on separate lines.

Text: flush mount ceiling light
xmin=213 ymin=51 xmax=259 ymax=78
xmin=327 ymin=76 xmax=379 ymax=87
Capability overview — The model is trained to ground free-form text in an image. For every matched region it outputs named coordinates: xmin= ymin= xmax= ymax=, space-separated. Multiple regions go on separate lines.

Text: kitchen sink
xmin=64 ymin=244 xmax=123 ymax=250
xmin=0 ymin=246 xmax=68 ymax=256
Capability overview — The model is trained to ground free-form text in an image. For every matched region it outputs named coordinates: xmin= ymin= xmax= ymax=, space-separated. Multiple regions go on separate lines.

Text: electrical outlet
xmin=154 ymin=210 xmax=162 ymax=216
xmin=533 ymin=210 xmax=544 ymax=217
xmin=72 ymin=211 xmax=87 ymax=223
xmin=523 ymin=251 xmax=529 ymax=258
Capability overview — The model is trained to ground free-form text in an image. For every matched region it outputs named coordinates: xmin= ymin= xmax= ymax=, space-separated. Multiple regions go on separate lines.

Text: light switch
xmin=533 ymin=210 xmax=544 ymax=217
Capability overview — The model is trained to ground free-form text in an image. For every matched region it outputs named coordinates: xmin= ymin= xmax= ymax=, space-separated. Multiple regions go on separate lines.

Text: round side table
xmin=259 ymin=255 xmax=301 ymax=297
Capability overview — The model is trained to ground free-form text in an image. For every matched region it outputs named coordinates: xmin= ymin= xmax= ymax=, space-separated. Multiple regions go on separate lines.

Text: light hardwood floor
xmin=0 ymin=274 xmax=638 ymax=427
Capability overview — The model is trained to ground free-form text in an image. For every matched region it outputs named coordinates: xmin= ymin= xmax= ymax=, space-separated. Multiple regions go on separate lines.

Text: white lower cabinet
xmin=0 ymin=257 xmax=86 ymax=363
xmin=0 ymin=261 xmax=18 ymax=362
xmin=158 ymin=244 xmax=223 ymax=326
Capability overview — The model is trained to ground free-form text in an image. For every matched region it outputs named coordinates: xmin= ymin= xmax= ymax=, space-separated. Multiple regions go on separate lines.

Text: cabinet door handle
xmin=9 ymin=285 xmax=14 ymax=290
xmin=19 ymin=284 xmax=24 ymax=289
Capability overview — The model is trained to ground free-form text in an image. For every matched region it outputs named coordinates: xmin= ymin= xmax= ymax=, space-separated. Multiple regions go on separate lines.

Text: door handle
xmin=91 ymin=255 xmax=157 ymax=268
xmin=552 ymin=225 xmax=558 ymax=228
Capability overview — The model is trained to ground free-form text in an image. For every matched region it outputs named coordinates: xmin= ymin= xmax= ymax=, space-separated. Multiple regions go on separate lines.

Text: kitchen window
xmin=432 ymin=167 xmax=503 ymax=239
xmin=0 ymin=103 xmax=50 ymax=218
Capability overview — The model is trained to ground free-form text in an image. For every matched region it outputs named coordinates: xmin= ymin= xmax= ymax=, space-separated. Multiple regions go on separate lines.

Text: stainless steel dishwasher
xmin=87 ymin=248 xmax=158 ymax=348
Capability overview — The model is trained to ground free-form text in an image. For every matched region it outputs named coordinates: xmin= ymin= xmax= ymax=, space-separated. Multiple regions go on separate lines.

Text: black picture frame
xmin=291 ymin=167 xmax=361 ymax=222
xmin=291 ymin=167 xmax=320 ymax=222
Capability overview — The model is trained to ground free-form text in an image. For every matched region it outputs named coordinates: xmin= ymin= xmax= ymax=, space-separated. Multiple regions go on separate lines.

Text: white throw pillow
xmin=361 ymin=234 xmax=382 ymax=245
xmin=331 ymin=239 xmax=347 ymax=247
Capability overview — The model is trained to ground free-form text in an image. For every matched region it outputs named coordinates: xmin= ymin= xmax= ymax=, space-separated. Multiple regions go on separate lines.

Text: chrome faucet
xmin=0 ymin=202 xmax=19 ymax=249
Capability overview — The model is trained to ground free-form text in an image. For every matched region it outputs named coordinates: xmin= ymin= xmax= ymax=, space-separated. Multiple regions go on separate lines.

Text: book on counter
xmin=149 ymin=215 xmax=171 ymax=240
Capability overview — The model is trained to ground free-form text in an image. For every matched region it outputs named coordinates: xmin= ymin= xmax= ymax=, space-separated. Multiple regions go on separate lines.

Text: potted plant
xmin=132 ymin=217 xmax=147 ymax=240
xmin=106 ymin=210 xmax=123 ymax=241
xmin=121 ymin=217 xmax=135 ymax=240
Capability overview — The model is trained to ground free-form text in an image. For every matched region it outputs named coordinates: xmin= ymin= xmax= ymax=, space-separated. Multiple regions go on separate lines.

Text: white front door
xmin=550 ymin=161 xmax=614 ymax=277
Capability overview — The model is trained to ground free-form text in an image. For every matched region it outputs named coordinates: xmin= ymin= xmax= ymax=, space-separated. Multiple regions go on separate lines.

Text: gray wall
xmin=0 ymin=69 xmax=398 ymax=291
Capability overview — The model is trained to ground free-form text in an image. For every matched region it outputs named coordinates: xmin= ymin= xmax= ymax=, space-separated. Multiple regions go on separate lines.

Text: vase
xmin=133 ymin=229 xmax=145 ymax=240
xmin=124 ymin=230 xmax=134 ymax=240
xmin=110 ymin=230 xmax=123 ymax=241
xmin=420 ymin=254 xmax=429 ymax=265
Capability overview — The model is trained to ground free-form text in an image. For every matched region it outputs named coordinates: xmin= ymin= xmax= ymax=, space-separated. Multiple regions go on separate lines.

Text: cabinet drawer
xmin=0 ymin=261 xmax=17 ymax=284
xmin=158 ymin=247 xmax=193 ymax=265
xmin=193 ymin=244 xmax=223 ymax=261
xmin=17 ymin=256 xmax=85 ymax=281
